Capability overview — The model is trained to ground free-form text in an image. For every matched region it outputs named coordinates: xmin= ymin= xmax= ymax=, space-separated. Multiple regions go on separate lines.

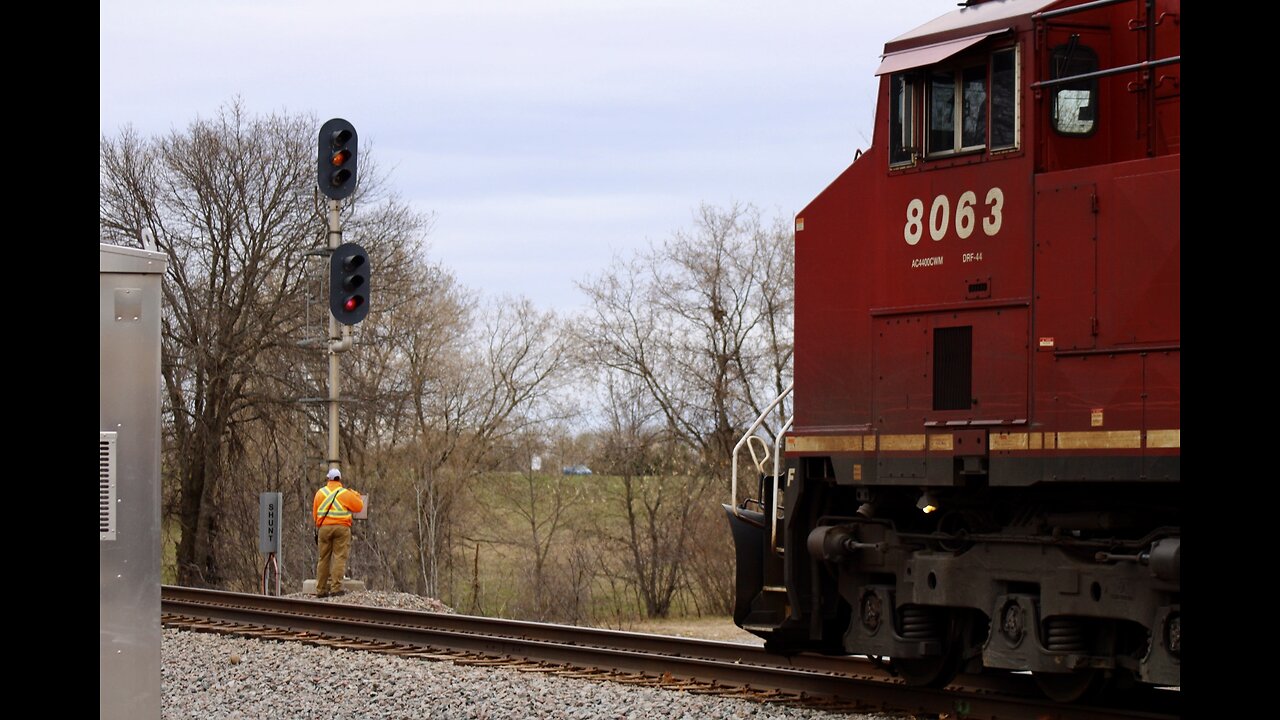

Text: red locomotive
xmin=726 ymin=0 xmax=1179 ymax=701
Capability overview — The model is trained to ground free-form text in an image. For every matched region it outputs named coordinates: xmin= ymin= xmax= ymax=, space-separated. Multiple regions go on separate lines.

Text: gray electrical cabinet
xmin=100 ymin=244 xmax=166 ymax=719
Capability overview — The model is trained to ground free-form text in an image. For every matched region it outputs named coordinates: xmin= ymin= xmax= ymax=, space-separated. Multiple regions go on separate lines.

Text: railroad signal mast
xmin=316 ymin=118 xmax=369 ymax=475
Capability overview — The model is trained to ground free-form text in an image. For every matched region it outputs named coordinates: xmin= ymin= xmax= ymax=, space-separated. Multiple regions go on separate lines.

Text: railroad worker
xmin=313 ymin=467 xmax=364 ymax=598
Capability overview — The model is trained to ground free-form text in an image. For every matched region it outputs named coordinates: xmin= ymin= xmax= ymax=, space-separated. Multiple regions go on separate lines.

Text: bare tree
xmin=482 ymin=439 xmax=580 ymax=621
xmin=578 ymin=203 xmax=793 ymax=472
xmin=102 ymin=102 xmax=782 ymax=621
xmin=576 ymin=203 xmax=794 ymax=617
xmin=586 ymin=372 xmax=702 ymax=618
xmin=100 ymin=100 xmax=428 ymax=587
xmin=393 ymin=293 xmax=571 ymax=599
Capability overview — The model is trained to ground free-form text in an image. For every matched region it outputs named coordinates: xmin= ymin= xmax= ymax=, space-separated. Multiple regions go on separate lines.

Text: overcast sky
xmin=101 ymin=0 xmax=951 ymax=313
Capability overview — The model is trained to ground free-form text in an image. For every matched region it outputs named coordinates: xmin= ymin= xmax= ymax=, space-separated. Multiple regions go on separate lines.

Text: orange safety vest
xmin=313 ymin=482 xmax=363 ymax=527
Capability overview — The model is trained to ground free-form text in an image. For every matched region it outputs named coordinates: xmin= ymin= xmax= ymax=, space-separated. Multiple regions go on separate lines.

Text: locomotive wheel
xmin=891 ymin=648 xmax=963 ymax=689
xmin=762 ymin=638 xmax=802 ymax=656
xmin=1033 ymin=669 xmax=1106 ymax=702
xmin=890 ymin=606 xmax=971 ymax=689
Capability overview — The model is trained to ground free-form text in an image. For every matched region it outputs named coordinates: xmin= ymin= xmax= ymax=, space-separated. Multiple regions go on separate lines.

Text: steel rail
xmin=162 ymin=586 xmax=1179 ymax=720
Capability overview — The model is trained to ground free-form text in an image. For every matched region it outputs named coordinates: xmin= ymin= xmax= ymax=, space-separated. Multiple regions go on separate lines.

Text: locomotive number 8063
xmin=725 ymin=0 xmax=1179 ymax=702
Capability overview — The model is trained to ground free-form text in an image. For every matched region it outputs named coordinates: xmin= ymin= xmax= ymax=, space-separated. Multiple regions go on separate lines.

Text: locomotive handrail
xmin=770 ymin=412 xmax=795 ymax=556
xmin=1031 ymin=0 xmax=1129 ymax=21
xmin=730 ymin=382 xmax=793 ymax=520
xmin=773 ymin=414 xmax=793 ymax=489
xmin=1030 ymin=56 xmax=1180 ymax=89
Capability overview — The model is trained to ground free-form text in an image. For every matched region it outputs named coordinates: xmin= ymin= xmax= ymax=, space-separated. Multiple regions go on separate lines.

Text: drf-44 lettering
xmin=904 ymin=187 xmax=1004 ymax=245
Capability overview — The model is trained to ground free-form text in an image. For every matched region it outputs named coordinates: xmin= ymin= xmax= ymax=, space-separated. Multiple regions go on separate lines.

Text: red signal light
xmin=329 ymin=241 xmax=370 ymax=325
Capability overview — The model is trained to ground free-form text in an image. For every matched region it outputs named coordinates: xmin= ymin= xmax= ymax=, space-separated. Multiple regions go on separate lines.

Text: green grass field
xmin=160 ymin=470 xmax=727 ymax=627
xmin=448 ymin=471 xmax=722 ymax=625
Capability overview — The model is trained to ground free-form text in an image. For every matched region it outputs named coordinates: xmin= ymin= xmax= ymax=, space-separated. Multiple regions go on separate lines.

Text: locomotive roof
xmin=882 ymin=0 xmax=1059 ymax=55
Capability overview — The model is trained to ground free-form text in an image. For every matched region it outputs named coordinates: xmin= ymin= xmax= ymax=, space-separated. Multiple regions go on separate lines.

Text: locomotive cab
xmin=726 ymin=0 xmax=1179 ymax=701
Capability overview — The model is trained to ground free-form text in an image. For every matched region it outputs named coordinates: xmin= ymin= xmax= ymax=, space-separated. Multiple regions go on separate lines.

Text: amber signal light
xmin=317 ymin=119 xmax=358 ymax=200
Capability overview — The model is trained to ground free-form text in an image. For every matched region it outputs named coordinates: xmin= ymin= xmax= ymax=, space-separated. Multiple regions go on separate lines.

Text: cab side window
xmin=1050 ymin=44 xmax=1098 ymax=135
xmin=889 ymin=72 xmax=917 ymax=166
xmin=989 ymin=48 xmax=1018 ymax=150
xmin=928 ymin=64 xmax=987 ymax=156
xmin=889 ymin=45 xmax=1019 ymax=166
xmin=927 ymin=70 xmax=955 ymax=154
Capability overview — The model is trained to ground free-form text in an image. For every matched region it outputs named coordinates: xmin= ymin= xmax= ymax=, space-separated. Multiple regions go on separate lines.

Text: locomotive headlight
xmin=917 ymin=490 xmax=938 ymax=514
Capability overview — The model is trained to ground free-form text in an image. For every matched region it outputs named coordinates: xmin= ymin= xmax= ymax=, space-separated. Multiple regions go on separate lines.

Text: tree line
xmin=100 ymin=101 xmax=793 ymax=623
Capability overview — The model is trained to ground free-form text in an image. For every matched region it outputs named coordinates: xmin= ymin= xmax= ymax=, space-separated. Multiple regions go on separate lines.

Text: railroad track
xmin=161 ymin=586 xmax=1178 ymax=720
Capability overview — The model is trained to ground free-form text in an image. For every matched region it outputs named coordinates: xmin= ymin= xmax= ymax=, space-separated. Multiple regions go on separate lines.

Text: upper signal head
xmin=317 ymin=118 xmax=358 ymax=201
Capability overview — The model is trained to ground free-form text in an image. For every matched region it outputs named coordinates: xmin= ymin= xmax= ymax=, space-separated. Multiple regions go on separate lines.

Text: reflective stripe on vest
xmin=318 ymin=486 xmax=352 ymax=518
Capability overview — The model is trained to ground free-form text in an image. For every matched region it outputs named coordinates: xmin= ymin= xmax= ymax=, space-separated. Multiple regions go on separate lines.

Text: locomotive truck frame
xmin=725 ymin=0 xmax=1179 ymax=702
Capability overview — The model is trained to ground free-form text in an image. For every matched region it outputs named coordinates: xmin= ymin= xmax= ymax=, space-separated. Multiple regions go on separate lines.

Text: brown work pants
xmin=316 ymin=524 xmax=352 ymax=595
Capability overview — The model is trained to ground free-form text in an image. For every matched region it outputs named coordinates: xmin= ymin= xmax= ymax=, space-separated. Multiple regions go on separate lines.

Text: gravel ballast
xmin=162 ymin=591 xmax=903 ymax=720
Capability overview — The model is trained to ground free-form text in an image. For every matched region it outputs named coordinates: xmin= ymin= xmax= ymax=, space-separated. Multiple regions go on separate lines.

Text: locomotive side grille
xmin=101 ymin=432 xmax=117 ymax=541
xmin=933 ymin=326 xmax=972 ymax=411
